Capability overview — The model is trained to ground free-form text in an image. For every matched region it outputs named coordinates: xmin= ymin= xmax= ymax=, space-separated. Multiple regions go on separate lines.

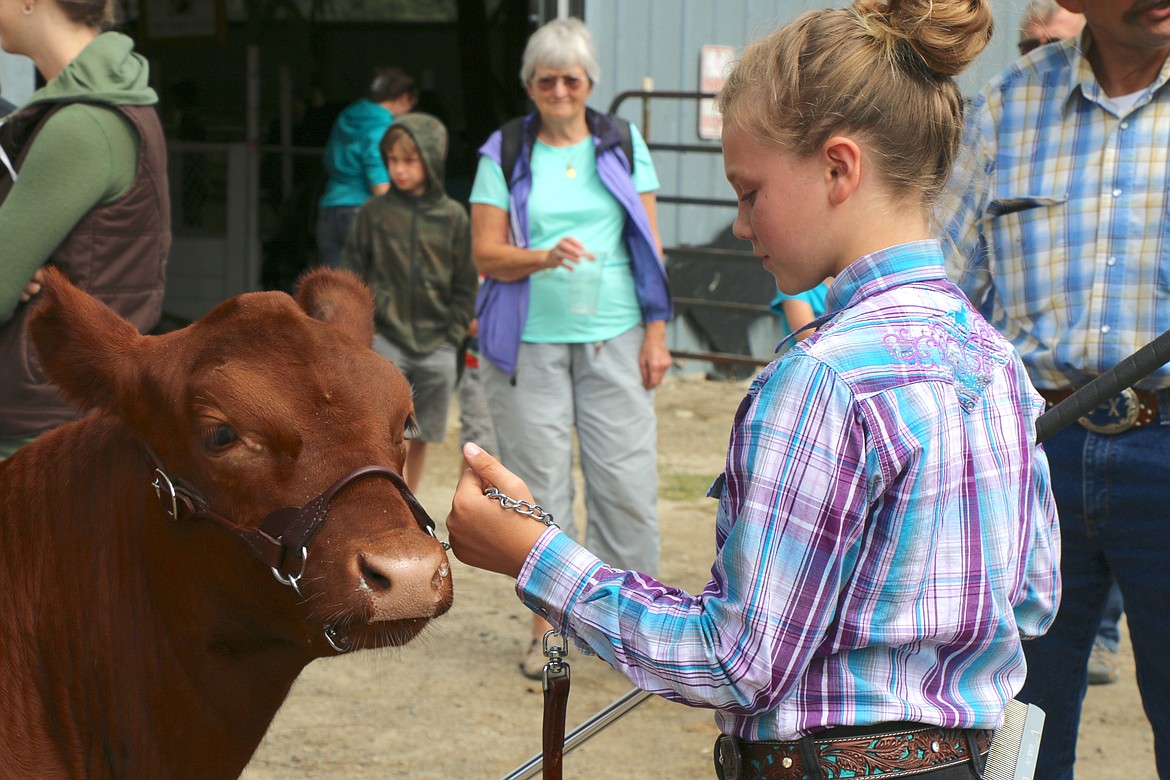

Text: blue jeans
xmin=1019 ymin=420 xmax=1170 ymax=779
xmin=314 ymin=205 xmax=361 ymax=268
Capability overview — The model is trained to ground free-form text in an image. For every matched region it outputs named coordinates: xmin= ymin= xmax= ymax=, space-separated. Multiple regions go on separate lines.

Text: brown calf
xmin=0 ymin=268 xmax=452 ymax=778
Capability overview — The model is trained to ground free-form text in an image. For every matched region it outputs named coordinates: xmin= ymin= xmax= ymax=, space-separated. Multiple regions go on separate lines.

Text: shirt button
xmin=1101 ymin=325 xmax=1111 ymax=334
xmin=1112 ymin=189 xmax=1123 ymax=198
xmin=1121 ymin=122 xmax=1129 ymax=130
xmin=1107 ymin=256 xmax=1117 ymax=266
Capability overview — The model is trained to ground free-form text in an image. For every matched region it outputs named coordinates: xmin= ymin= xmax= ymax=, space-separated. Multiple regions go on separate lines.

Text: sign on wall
xmin=698 ymin=44 xmax=735 ymax=140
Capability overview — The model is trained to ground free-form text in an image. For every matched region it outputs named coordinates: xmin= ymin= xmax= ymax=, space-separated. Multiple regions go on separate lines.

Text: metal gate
xmin=609 ymin=89 xmax=780 ymax=372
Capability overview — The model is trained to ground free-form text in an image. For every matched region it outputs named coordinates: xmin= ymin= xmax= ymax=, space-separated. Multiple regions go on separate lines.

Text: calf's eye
xmin=202 ymin=424 xmax=239 ymax=450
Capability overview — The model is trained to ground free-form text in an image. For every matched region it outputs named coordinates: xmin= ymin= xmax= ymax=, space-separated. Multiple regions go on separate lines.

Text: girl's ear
xmin=823 ymin=136 xmax=862 ymax=206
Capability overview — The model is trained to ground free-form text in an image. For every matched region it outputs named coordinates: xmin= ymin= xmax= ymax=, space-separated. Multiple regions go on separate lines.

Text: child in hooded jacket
xmin=341 ymin=112 xmax=478 ymax=490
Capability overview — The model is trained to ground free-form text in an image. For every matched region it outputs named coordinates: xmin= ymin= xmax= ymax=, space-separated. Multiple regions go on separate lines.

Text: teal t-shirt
xmin=770 ymin=281 xmax=830 ymax=340
xmin=470 ymin=122 xmax=659 ymax=344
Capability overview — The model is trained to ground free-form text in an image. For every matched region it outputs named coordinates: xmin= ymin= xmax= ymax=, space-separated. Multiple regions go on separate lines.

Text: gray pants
xmin=373 ymin=334 xmax=457 ymax=443
xmin=483 ymin=325 xmax=660 ymax=575
xmin=458 ymin=355 xmax=500 ymax=455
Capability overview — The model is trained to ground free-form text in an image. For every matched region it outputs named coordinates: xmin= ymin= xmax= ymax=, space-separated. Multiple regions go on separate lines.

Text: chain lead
xmin=484 ymin=487 xmax=557 ymax=527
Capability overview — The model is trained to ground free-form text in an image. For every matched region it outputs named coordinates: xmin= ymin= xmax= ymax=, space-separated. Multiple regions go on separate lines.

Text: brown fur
xmin=0 ymin=268 xmax=452 ymax=779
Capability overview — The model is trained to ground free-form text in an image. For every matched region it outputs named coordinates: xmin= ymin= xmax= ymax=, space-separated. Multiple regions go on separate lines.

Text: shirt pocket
xmin=982 ymin=191 xmax=1070 ymax=331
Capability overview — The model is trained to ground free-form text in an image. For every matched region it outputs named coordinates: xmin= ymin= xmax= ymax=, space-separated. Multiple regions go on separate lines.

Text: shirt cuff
xmin=516 ymin=526 xmax=604 ymax=632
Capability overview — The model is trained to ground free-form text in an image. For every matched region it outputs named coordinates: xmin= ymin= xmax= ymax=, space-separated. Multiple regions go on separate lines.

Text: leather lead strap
xmin=542 ymin=669 xmax=570 ymax=780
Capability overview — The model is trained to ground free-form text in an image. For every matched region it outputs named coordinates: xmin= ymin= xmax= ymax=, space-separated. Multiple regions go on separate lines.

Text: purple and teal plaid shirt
xmin=517 ymin=240 xmax=1060 ymax=740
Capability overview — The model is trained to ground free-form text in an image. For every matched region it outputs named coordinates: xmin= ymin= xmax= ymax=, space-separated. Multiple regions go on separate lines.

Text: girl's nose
xmin=732 ymin=210 xmax=753 ymax=241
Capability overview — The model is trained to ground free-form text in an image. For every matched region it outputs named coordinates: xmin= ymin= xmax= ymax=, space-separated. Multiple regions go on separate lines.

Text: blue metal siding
xmin=582 ymin=0 xmax=1032 ymax=251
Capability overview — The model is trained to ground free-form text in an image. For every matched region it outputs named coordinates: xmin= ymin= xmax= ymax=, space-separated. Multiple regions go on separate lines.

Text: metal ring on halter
xmin=423 ymin=522 xmax=451 ymax=550
xmin=271 ymin=546 xmax=308 ymax=596
xmin=151 ymin=468 xmax=180 ymax=521
xmin=324 ymin=623 xmax=352 ymax=653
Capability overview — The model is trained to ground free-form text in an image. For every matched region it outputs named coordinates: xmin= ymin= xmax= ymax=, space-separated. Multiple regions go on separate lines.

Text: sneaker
xmin=520 ymin=638 xmax=546 ymax=680
xmin=1087 ymin=641 xmax=1120 ymax=686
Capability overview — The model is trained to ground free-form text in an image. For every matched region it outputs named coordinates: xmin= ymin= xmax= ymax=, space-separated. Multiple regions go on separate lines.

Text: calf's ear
xmin=27 ymin=267 xmax=145 ymax=414
xmin=294 ymin=267 xmax=376 ymax=347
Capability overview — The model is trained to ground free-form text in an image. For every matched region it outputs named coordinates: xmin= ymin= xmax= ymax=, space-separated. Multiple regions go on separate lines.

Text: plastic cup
xmin=568 ymin=252 xmax=605 ymax=315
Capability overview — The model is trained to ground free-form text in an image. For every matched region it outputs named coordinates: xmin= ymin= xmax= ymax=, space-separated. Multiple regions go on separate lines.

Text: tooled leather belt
xmin=1039 ymin=387 xmax=1166 ymax=434
xmin=715 ymin=725 xmax=992 ymax=780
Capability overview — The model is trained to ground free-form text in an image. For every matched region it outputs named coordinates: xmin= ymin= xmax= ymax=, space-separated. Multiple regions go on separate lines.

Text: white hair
xmin=519 ymin=18 xmax=601 ymax=87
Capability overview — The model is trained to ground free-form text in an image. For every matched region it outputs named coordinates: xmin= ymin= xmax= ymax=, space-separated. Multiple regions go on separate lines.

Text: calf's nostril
xmin=359 ymin=554 xmax=393 ymax=592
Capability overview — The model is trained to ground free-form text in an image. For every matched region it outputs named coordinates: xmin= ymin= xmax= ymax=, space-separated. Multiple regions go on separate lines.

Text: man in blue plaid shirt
xmin=945 ymin=1 xmax=1170 ymax=776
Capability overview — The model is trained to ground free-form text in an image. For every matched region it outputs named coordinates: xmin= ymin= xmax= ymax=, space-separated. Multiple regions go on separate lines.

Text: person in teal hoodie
xmin=316 ymin=66 xmax=418 ymax=268
xmin=0 ymin=0 xmax=170 ymax=460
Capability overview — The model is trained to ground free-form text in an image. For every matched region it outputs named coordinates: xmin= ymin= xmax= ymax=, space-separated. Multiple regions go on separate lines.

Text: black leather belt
xmin=714 ymin=725 xmax=991 ymax=780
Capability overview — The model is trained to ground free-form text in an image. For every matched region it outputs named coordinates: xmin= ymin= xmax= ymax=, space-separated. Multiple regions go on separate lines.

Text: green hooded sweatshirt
xmin=340 ymin=112 xmax=478 ymax=354
xmin=0 ymin=32 xmax=157 ymax=323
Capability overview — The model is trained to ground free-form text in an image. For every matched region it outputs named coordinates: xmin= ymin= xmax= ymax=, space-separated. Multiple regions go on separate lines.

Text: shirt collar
xmin=773 ymin=240 xmax=947 ymax=355
xmin=824 ymin=239 xmax=947 ymax=314
xmin=1061 ymin=28 xmax=1170 ymax=113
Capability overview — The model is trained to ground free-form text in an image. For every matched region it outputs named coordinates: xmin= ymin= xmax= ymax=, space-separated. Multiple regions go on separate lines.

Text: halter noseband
xmin=145 ymin=446 xmax=443 ymax=652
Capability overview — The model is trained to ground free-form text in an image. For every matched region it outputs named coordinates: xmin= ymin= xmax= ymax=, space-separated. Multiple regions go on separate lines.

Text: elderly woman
xmin=0 ymin=0 xmax=169 ymax=459
xmin=468 ymin=17 xmax=672 ymax=678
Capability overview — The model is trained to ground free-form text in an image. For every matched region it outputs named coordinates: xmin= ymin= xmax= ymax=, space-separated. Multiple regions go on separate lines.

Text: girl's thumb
xmin=462 ymin=441 xmax=503 ymax=481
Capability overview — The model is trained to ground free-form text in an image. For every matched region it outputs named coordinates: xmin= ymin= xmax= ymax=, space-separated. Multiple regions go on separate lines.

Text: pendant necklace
xmin=565 ymin=143 xmax=587 ymax=179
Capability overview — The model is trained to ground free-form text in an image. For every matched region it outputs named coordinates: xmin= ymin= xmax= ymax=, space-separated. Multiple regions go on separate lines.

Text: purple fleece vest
xmin=475 ymin=108 xmax=672 ymax=376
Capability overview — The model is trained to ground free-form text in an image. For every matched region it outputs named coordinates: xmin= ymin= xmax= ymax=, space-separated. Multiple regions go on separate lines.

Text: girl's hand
xmin=446 ymin=442 xmax=549 ymax=578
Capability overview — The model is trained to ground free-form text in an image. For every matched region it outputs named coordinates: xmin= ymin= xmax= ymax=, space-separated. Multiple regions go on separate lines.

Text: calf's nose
xmin=358 ymin=546 xmax=452 ymax=621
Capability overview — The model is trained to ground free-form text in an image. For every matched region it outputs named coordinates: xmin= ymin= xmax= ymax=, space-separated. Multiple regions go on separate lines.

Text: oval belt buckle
xmin=1078 ymin=387 xmax=1140 ymax=434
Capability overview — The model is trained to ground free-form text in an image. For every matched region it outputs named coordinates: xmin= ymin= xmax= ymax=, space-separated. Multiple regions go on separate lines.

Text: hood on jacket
xmin=385 ymin=112 xmax=448 ymax=197
xmin=24 ymin=32 xmax=156 ymax=110
xmin=333 ymin=98 xmax=394 ymax=142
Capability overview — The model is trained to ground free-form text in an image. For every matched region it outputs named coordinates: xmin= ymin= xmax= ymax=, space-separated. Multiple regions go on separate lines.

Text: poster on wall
xmin=141 ymin=0 xmax=227 ymax=44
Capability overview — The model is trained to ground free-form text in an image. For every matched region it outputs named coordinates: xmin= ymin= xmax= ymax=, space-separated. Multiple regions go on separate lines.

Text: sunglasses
xmin=533 ymin=75 xmax=588 ymax=92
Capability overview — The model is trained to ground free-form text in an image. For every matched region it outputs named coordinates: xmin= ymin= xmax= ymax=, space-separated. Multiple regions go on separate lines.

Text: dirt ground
xmin=241 ymin=372 xmax=1156 ymax=779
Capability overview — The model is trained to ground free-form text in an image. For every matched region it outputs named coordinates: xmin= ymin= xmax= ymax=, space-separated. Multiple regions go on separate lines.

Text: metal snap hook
xmin=324 ymin=623 xmax=352 ymax=653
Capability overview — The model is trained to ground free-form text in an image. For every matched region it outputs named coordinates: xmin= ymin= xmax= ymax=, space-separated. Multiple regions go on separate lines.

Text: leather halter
xmin=144 ymin=446 xmax=441 ymax=650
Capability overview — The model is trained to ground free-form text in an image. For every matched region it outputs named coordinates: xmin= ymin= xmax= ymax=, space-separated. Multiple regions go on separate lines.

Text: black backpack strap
xmin=499 ymin=112 xmax=635 ymax=188
xmin=498 ymin=115 xmax=527 ymax=189
xmin=590 ymin=110 xmax=635 ymax=175
xmin=612 ymin=116 xmax=635 ymax=175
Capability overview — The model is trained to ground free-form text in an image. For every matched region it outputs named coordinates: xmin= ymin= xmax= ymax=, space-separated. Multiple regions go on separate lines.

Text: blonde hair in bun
xmin=719 ymin=0 xmax=992 ymax=207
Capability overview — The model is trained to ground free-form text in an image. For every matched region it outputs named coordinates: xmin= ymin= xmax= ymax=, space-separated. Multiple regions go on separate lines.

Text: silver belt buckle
xmin=1078 ymin=387 xmax=1140 ymax=434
